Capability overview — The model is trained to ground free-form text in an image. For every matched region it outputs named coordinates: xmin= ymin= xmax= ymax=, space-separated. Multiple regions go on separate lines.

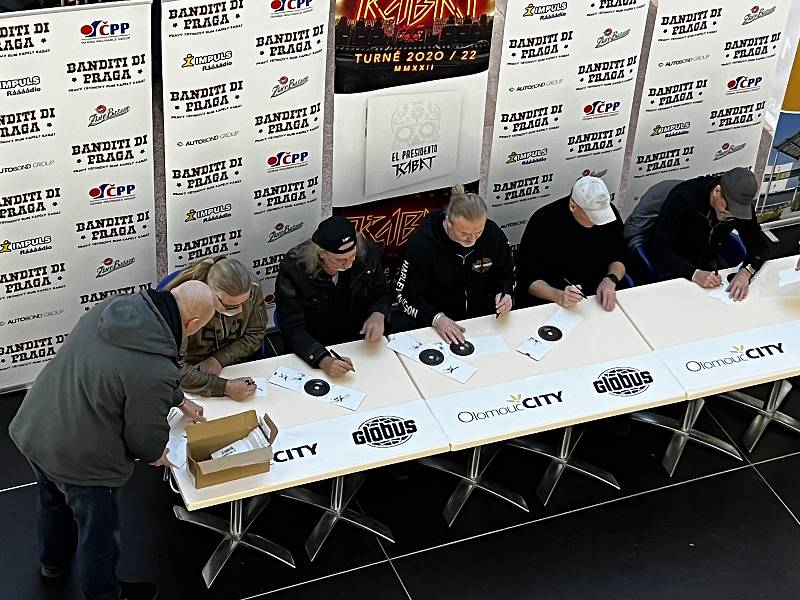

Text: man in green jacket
xmin=9 ymin=281 xmax=215 ymax=600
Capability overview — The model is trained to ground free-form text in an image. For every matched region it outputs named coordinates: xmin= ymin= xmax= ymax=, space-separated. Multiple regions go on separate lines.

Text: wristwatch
xmin=604 ymin=273 xmax=620 ymax=288
xmin=742 ymin=264 xmax=756 ymax=277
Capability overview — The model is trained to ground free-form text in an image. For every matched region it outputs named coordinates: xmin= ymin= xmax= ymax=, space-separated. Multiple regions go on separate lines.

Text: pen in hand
xmin=563 ymin=277 xmax=587 ymax=299
xmin=496 ymin=293 xmax=505 ymax=319
xmin=329 ymin=348 xmax=355 ymax=373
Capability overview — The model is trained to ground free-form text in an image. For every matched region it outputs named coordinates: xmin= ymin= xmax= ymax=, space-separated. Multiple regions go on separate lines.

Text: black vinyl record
xmin=537 ymin=325 xmax=563 ymax=342
xmin=449 ymin=341 xmax=475 ymax=356
xmin=419 ymin=349 xmax=445 ymax=366
xmin=304 ymin=379 xmax=331 ymax=397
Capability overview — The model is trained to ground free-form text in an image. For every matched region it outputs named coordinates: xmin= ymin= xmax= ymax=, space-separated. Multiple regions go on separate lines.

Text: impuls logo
xmin=271 ymin=75 xmax=309 ymax=98
xmin=80 ymin=20 xmax=130 ymax=40
xmin=713 ymin=142 xmax=746 ymax=161
xmin=523 ymin=1 xmax=567 ymax=19
xmin=743 ymin=5 xmax=776 ymax=25
xmin=651 ymin=122 xmax=691 ymax=137
xmin=182 ymin=51 xmax=233 ymax=70
xmin=0 ymin=236 xmax=53 ymax=256
xmin=593 ymin=367 xmax=653 ymax=397
xmin=506 ymin=148 xmax=548 ymax=165
xmin=1 ymin=75 xmax=41 ymax=96
xmin=185 ymin=203 xmax=232 ymax=223
xmin=96 ymin=256 xmax=135 ymax=278
xmin=596 ymin=27 xmax=630 ymax=48
xmin=352 ymin=416 xmax=417 ymax=448
xmin=267 ymin=222 xmax=303 ymax=243
xmin=685 ymin=343 xmax=784 ymax=372
xmin=88 ymin=104 xmax=130 ymax=127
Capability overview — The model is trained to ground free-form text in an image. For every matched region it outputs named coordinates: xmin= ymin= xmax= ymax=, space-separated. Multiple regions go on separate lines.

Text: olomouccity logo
xmin=184 ymin=203 xmax=232 ymax=223
xmin=80 ymin=20 xmax=131 ymax=42
xmin=685 ymin=342 xmax=784 ymax=372
xmin=269 ymin=0 xmax=313 ymax=17
xmin=352 ymin=416 xmax=417 ymax=448
xmin=267 ymin=221 xmax=303 ymax=243
xmin=266 ymin=151 xmax=309 ymax=171
xmin=182 ymin=50 xmax=233 ymax=71
xmin=713 ymin=142 xmax=746 ymax=161
xmin=95 ymin=256 xmax=135 ymax=279
xmin=593 ymin=367 xmax=653 ymax=397
xmin=457 ymin=390 xmax=564 ymax=423
xmin=272 ymin=443 xmax=318 ymax=463
xmin=89 ymin=184 xmax=136 ymax=204
xmin=0 ymin=236 xmax=52 ymax=256
xmin=271 ymin=75 xmax=308 ymax=98
xmin=596 ymin=27 xmax=630 ymax=48
xmin=743 ymin=5 xmax=776 ymax=25
xmin=523 ymin=2 xmax=567 ymax=20
xmin=89 ymin=104 xmax=130 ymax=127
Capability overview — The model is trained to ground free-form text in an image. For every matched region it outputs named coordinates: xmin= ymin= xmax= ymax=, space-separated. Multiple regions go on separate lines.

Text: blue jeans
xmin=31 ymin=464 xmax=121 ymax=600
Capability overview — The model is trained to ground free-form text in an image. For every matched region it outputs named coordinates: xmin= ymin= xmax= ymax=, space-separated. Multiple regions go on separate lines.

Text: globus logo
xmin=270 ymin=0 xmax=312 ymax=13
xmin=726 ymin=76 xmax=763 ymax=92
xmin=89 ymin=184 xmax=136 ymax=200
xmin=266 ymin=151 xmax=309 ymax=170
xmin=352 ymin=416 xmax=417 ymax=448
xmin=583 ymin=100 xmax=620 ymax=116
xmin=593 ymin=367 xmax=653 ymax=397
xmin=80 ymin=20 xmax=130 ymax=38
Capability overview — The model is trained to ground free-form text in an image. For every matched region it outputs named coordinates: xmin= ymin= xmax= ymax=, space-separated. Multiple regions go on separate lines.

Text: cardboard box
xmin=186 ymin=410 xmax=278 ymax=489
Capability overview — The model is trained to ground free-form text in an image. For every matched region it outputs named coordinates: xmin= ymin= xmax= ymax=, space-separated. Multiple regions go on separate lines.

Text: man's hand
xmin=150 ymin=448 xmax=175 ymax=468
xmin=558 ymin=285 xmax=583 ymax=308
xmin=433 ymin=314 xmax=466 ymax=344
xmin=596 ymin=278 xmax=617 ymax=311
xmin=727 ymin=269 xmax=751 ymax=301
xmin=692 ymin=269 xmax=722 ymax=289
xmin=319 ymin=355 xmax=354 ymax=378
xmin=179 ymin=398 xmax=206 ymax=423
xmin=224 ymin=377 xmax=256 ymax=401
xmin=494 ymin=293 xmax=512 ymax=316
xmin=359 ymin=312 xmax=385 ymax=343
xmin=196 ymin=356 xmax=223 ymax=375
xmin=796 ymin=255 xmax=800 ymax=271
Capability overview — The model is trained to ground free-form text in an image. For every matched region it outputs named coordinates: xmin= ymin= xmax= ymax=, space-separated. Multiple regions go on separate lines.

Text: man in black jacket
xmin=9 ymin=281 xmax=215 ymax=600
xmin=396 ymin=185 xmax=515 ymax=343
xmin=647 ymin=167 xmax=769 ymax=301
xmin=275 ymin=216 xmax=392 ymax=378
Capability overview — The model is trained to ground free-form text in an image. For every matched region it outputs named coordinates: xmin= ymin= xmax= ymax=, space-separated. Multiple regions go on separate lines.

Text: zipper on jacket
xmin=459 ymin=252 xmax=473 ymax=315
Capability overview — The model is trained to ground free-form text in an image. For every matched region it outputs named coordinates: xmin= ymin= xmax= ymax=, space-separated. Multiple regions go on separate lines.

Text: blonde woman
xmin=167 ymin=256 xmax=267 ymax=400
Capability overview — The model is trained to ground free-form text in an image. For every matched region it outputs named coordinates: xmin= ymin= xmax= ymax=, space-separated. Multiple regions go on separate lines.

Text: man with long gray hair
xmin=396 ymin=185 xmax=515 ymax=344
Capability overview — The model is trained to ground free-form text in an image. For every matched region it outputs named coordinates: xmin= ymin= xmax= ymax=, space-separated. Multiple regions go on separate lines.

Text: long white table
xmin=617 ymin=255 xmax=800 ymax=464
xmin=170 ymin=339 xmax=449 ymax=585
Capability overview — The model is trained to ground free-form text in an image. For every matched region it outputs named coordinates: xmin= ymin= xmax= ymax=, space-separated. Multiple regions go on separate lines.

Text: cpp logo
xmin=89 ymin=184 xmax=135 ymax=200
xmin=80 ymin=20 xmax=130 ymax=38
xmin=270 ymin=0 xmax=312 ymax=12
xmin=266 ymin=151 xmax=309 ymax=169
xmin=727 ymin=76 xmax=763 ymax=91
xmin=583 ymin=101 xmax=620 ymax=116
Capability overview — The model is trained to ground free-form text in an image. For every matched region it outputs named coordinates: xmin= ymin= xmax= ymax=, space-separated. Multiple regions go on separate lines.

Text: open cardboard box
xmin=186 ymin=410 xmax=278 ymax=489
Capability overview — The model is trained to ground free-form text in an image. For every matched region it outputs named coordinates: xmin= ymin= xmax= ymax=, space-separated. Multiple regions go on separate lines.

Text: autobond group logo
xmin=457 ymin=390 xmax=564 ymax=423
xmin=88 ymin=104 xmax=130 ymax=127
xmin=352 ymin=416 xmax=417 ymax=448
xmin=593 ymin=367 xmax=653 ymax=397
xmin=743 ymin=5 xmax=776 ymax=25
xmin=523 ymin=2 xmax=567 ymax=19
xmin=685 ymin=342 xmax=784 ymax=372
xmin=596 ymin=27 xmax=629 ymax=48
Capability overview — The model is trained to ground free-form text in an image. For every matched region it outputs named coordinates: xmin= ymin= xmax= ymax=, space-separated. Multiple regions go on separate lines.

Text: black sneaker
xmin=40 ymin=564 xmax=68 ymax=579
xmin=120 ymin=581 xmax=159 ymax=600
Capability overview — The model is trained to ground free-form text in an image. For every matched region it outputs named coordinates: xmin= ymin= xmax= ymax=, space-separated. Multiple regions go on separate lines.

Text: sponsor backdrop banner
xmin=161 ymin=0 xmax=326 ymax=313
xmin=622 ymin=1 xmax=791 ymax=218
xmin=0 ymin=0 xmax=155 ymax=391
xmin=331 ymin=0 xmax=496 ymax=208
xmin=486 ymin=0 xmax=649 ymax=245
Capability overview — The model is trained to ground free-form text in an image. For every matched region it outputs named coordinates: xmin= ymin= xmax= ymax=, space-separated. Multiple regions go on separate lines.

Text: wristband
xmin=177 ymin=398 xmax=186 ymax=408
xmin=604 ymin=273 xmax=620 ymax=287
xmin=432 ymin=312 xmax=444 ymax=327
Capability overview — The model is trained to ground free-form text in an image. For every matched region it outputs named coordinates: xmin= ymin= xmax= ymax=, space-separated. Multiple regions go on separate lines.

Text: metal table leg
xmin=173 ymin=496 xmax=295 ymax=588
xmin=630 ymin=398 xmax=743 ymax=477
xmin=719 ymin=380 xmax=797 ymax=453
xmin=418 ymin=446 xmax=529 ymax=528
xmin=279 ymin=474 xmax=394 ymax=561
xmin=508 ymin=426 xmax=620 ymax=506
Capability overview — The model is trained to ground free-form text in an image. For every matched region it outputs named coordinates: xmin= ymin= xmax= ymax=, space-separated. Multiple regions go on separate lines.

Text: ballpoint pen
xmin=329 ymin=348 xmax=355 ymax=372
xmin=563 ymin=277 xmax=587 ymax=299
xmin=496 ymin=293 xmax=505 ymax=319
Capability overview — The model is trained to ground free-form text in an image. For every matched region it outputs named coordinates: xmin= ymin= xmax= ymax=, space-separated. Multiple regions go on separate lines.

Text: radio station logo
xmin=685 ymin=342 xmax=784 ymax=372
xmin=713 ymin=142 xmax=746 ymax=161
xmin=266 ymin=151 xmax=308 ymax=171
xmin=271 ymin=74 xmax=308 ymax=98
xmin=352 ymin=416 xmax=417 ymax=448
xmin=458 ymin=390 xmax=564 ymax=423
xmin=88 ymin=104 xmax=130 ymax=127
xmin=743 ymin=5 xmax=776 ymax=25
xmin=593 ymin=367 xmax=653 ymax=396
xmin=267 ymin=221 xmax=303 ymax=243
xmin=88 ymin=184 xmax=136 ymax=205
xmin=726 ymin=75 xmax=763 ymax=95
xmin=661 ymin=8 xmax=721 ymax=37
xmin=185 ymin=203 xmax=232 ymax=224
xmin=270 ymin=0 xmax=313 ymax=16
xmin=523 ymin=2 xmax=567 ymax=19
xmin=582 ymin=100 xmax=620 ymax=119
xmin=0 ymin=308 xmax=63 ymax=328
xmin=0 ymin=235 xmax=52 ymax=256
xmin=80 ymin=20 xmax=130 ymax=42
xmin=1 ymin=75 xmax=41 ymax=97
xmin=595 ymin=27 xmax=629 ymax=48
xmin=182 ymin=50 xmax=233 ymax=71
xmin=651 ymin=121 xmax=691 ymax=138
xmin=95 ymin=256 xmax=135 ymax=279
xmin=507 ymin=147 xmax=548 ymax=165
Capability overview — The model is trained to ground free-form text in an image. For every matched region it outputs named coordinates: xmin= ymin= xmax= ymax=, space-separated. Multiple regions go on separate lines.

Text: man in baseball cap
xmin=516 ymin=176 xmax=627 ymax=311
xmin=647 ymin=167 xmax=769 ymax=301
xmin=275 ymin=216 xmax=392 ymax=378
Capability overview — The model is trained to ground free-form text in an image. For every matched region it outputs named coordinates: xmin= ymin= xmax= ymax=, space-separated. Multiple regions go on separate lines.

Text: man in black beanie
xmin=275 ymin=216 xmax=392 ymax=378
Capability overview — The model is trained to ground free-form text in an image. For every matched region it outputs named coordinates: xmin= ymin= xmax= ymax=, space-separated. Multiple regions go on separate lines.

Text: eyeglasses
xmin=215 ymin=292 xmax=250 ymax=311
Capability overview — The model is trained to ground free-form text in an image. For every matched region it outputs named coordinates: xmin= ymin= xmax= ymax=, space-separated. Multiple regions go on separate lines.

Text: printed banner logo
xmin=713 ymin=142 xmax=746 ymax=161
xmin=523 ymin=2 xmax=567 ymax=19
xmin=726 ymin=76 xmax=762 ymax=94
xmin=271 ymin=75 xmax=309 ymax=98
xmin=185 ymin=203 xmax=232 ymax=223
xmin=96 ymin=256 xmax=135 ymax=279
xmin=1 ymin=75 xmax=41 ymax=97
xmin=266 ymin=151 xmax=309 ymax=171
xmin=267 ymin=221 xmax=303 ymax=243
xmin=506 ymin=148 xmax=547 ymax=165
xmin=685 ymin=342 xmax=784 ymax=372
xmin=651 ymin=122 xmax=691 ymax=138
xmin=743 ymin=5 xmax=776 ymax=25
xmin=593 ymin=367 xmax=653 ymax=396
xmin=89 ymin=104 xmax=130 ymax=127
xmin=89 ymin=184 xmax=136 ymax=204
xmin=0 ymin=309 xmax=63 ymax=327
xmin=352 ymin=416 xmax=417 ymax=448
xmin=270 ymin=0 xmax=313 ymax=16
xmin=182 ymin=51 xmax=233 ymax=71
xmin=583 ymin=100 xmax=620 ymax=119
xmin=457 ymin=390 xmax=564 ymax=423
xmin=0 ymin=236 xmax=52 ymax=256
xmin=581 ymin=168 xmax=608 ymax=178
xmin=596 ymin=27 xmax=629 ymax=48
xmin=80 ymin=20 xmax=130 ymax=42
xmin=0 ymin=263 xmax=65 ymax=296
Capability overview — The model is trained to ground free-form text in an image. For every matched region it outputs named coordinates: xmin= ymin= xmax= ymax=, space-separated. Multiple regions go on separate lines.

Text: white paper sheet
xmin=166 ymin=431 xmax=187 ymax=469
xmin=469 ymin=335 xmax=508 ymax=355
xmin=516 ymin=309 xmax=583 ymax=361
xmin=706 ymin=266 xmax=740 ymax=304
xmin=269 ymin=366 xmax=307 ymax=391
xmin=269 ymin=366 xmax=365 ymax=410
xmin=778 ymin=266 xmax=800 ymax=288
xmin=387 ymin=334 xmax=476 ymax=383
xmin=253 ymin=377 xmax=268 ymax=397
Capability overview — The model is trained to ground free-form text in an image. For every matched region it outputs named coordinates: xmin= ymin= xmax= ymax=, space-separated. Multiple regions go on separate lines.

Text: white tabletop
xmin=392 ymin=298 xmax=654 ymax=398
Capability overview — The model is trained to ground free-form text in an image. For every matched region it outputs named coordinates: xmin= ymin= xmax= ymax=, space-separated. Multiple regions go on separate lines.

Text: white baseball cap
xmin=570 ymin=176 xmax=616 ymax=226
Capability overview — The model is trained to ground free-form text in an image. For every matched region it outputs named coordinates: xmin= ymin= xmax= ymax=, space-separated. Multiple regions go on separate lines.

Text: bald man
xmin=9 ymin=281 xmax=215 ymax=600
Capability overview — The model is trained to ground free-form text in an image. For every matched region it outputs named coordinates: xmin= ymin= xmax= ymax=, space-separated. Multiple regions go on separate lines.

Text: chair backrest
xmin=721 ymin=232 xmax=747 ymax=267
xmin=624 ymin=179 xmax=682 ymax=251
xmin=155 ymin=269 xmax=182 ymax=291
